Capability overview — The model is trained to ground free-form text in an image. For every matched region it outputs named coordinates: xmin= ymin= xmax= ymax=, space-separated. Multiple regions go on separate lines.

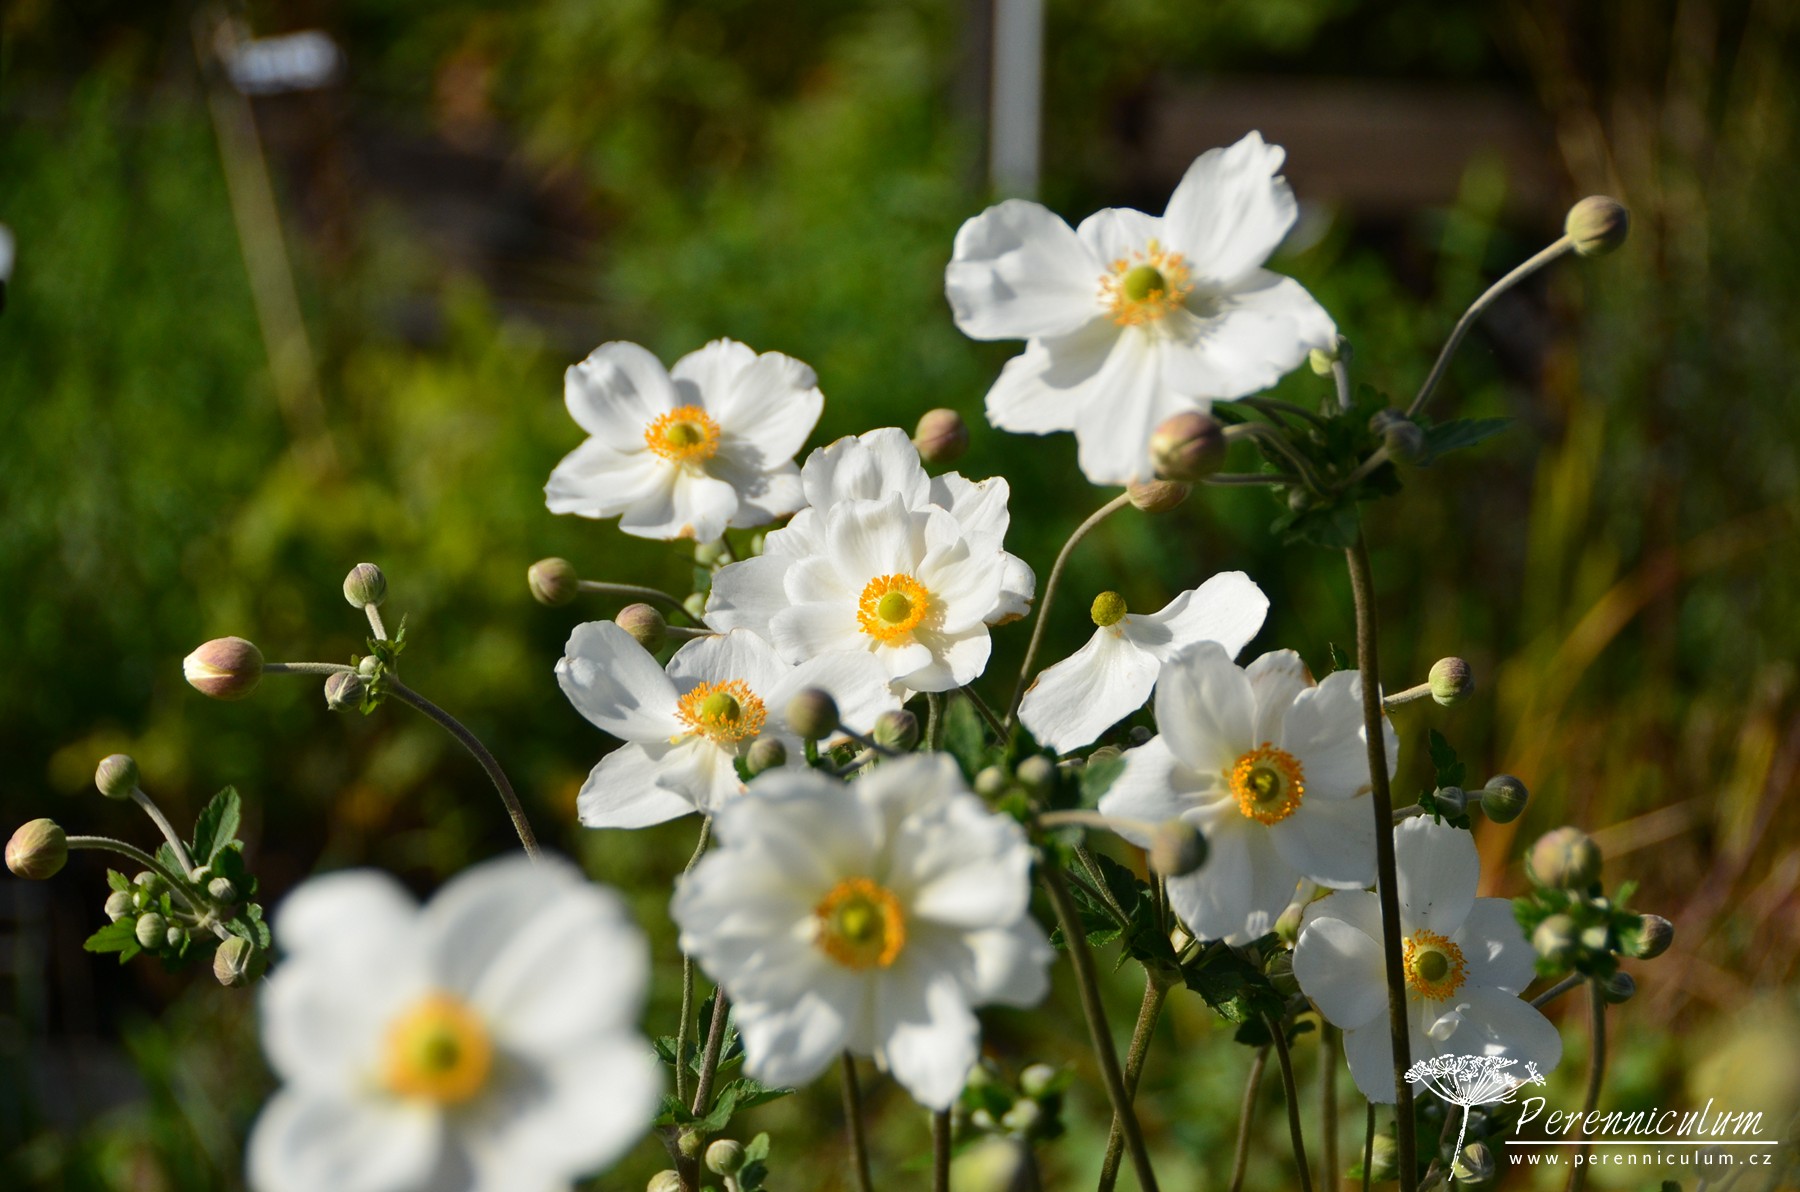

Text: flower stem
xmin=386 ymin=679 xmax=541 ymax=859
xmin=1005 ymin=492 xmax=1133 ymax=728
xmin=1227 ymin=1045 xmax=1271 ymax=1192
xmin=932 ymin=1109 xmax=951 ymax=1192
xmin=1530 ymin=972 xmax=1585 ymax=1008
xmin=1362 ymin=1102 xmax=1376 ymax=1192
xmin=365 ymin=603 xmax=389 ymax=643
xmin=64 ymin=836 xmax=225 ymax=937
xmin=674 ymin=819 xmax=713 ymax=1108
xmin=1267 ymin=1015 xmax=1315 ymax=1192
xmin=130 ymin=790 xmax=194 ymax=876
xmin=263 ymin=661 xmax=355 ymax=676
xmin=926 ymin=692 xmax=945 ymax=750
xmin=1344 ymin=528 xmax=1419 ymax=1192
xmin=1332 ymin=358 xmax=1353 ymax=412
xmin=1098 ymin=972 xmax=1171 ymax=1192
xmin=1566 ymin=981 xmax=1607 ymax=1192
xmin=1040 ymin=861 xmax=1159 ymax=1191
xmin=1203 ymin=472 xmax=1300 ymax=487
xmin=691 ymin=989 xmax=731 ymax=1116
xmin=960 ymin=685 xmax=1006 ymax=737
xmin=1321 ymin=1024 xmax=1340 ymax=1192
xmin=840 ymin=1052 xmax=875 ymax=1192
xmin=577 ymin=579 xmax=697 ymax=622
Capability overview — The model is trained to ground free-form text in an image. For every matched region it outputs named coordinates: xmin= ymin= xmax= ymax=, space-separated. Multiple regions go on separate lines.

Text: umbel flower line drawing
xmin=1405 ymin=1054 xmax=1547 ymax=1174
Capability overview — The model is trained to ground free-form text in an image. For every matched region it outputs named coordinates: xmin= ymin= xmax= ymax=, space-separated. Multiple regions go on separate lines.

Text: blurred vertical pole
xmin=990 ymin=0 xmax=1043 ymax=198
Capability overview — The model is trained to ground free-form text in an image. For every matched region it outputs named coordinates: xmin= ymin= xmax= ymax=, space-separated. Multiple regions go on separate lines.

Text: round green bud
xmin=1580 ymin=924 xmax=1613 ymax=953
xmin=694 ymin=539 xmax=731 ymax=568
xmin=682 ymin=592 xmax=707 ymax=621
xmin=133 ymin=870 xmax=164 ymax=896
xmin=615 ymin=603 xmax=667 ymax=654
xmin=1455 ymin=1141 xmax=1496 ymax=1183
xmin=357 ymin=655 xmax=380 ymax=679
xmin=1528 ymin=827 xmax=1602 ymax=890
xmin=914 ymin=408 xmax=970 ymax=466
xmin=183 ymin=637 xmax=264 ymax=701
xmin=213 ymin=936 xmax=260 ymax=987
xmin=1599 ymin=971 xmax=1636 ymax=1004
xmin=1370 ymin=410 xmax=1426 ymax=464
xmin=527 ymin=557 xmax=580 ymax=607
xmin=1014 ymin=755 xmax=1056 ymax=798
xmin=1532 ymin=913 xmax=1578 ymax=966
xmin=744 ymin=736 xmax=788 ymax=777
xmin=647 ymin=1172 xmax=684 ymax=1192
xmin=1428 ymin=657 xmax=1474 ymax=706
xmin=1480 ymin=774 xmax=1529 ymax=823
xmin=105 ymin=890 xmax=134 ymax=921
xmin=1366 ymin=1128 xmax=1400 ymax=1181
xmin=1434 ymin=786 xmax=1469 ymax=817
xmin=1275 ymin=901 xmax=1305 ymax=945
xmin=872 ymin=709 xmax=920 ymax=752
xmin=207 ymin=877 xmax=238 ymax=905
xmin=342 ymin=562 xmax=387 ymax=609
xmin=1000 ymin=1097 xmax=1042 ymax=1134
xmin=1090 ymin=591 xmax=1128 ymax=628
xmin=704 ymin=1139 xmax=746 ymax=1176
xmin=676 ymin=1129 xmax=703 ymax=1159
xmin=950 ymin=1137 xmax=1034 ymax=1192
xmin=1127 ymin=725 xmax=1153 ymax=746
xmin=1148 ymin=819 xmax=1208 ymax=878
xmin=135 ymin=913 xmax=168 ymax=950
xmin=1566 ymin=196 xmax=1629 ymax=258
xmin=164 ymin=925 xmax=186 ymax=949
xmin=969 ymin=1107 xmax=998 ymax=1132
xmin=786 ymin=688 xmax=840 ymax=741
xmin=95 ymin=753 xmax=141 ymax=801
xmin=1265 ymin=949 xmax=1300 ymax=998
xmin=6 ymin=819 xmax=67 ymax=880
xmin=1308 ymin=346 xmax=1337 ymax=377
xmin=973 ymin=765 xmax=1011 ymax=799
xmin=324 ymin=671 xmax=365 ymax=712
xmin=1018 ymin=1063 xmax=1060 ymax=1099
xmin=1629 ymin=913 xmax=1674 ymax=960
xmin=1149 ymin=411 xmax=1227 ymax=482
xmin=1126 ymin=479 xmax=1190 ymax=514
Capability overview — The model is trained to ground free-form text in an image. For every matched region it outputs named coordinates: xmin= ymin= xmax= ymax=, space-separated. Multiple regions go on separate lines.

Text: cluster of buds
xmin=648 ymin=1132 xmax=773 ymax=1192
xmin=959 ymin=1060 xmax=1070 ymax=1145
xmin=1515 ymin=824 xmax=1672 ymax=992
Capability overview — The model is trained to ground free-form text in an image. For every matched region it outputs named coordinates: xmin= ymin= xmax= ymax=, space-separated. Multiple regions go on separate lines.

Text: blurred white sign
xmin=226 ymin=30 xmax=343 ymax=95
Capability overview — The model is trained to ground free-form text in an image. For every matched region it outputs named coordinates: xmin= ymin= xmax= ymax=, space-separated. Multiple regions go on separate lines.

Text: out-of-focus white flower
xmin=1099 ymin=642 xmax=1394 ymax=943
xmin=704 ymin=491 xmax=1003 ymax=694
xmin=1019 ymin=572 xmax=1269 ymax=753
xmin=248 ymin=854 xmax=659 ymax=1192
xmin=946 ymin=132 xmax=1335 ymax=485
xmin=672 ymin=755 xmax=1052 ymax=1110
xmin=556 ymin=623 xmax=898 ymax=828
xmin=1293 ymin=819 xmax=1563 ymax=1102
xmin=546 ymin=339 xmax=822 ymax=542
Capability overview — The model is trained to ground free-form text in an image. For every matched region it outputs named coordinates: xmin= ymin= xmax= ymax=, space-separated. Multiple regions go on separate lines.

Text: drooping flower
xmin=1292 ymin=818 xmax=1563 ymax=1101
xmin=671 ymin=755 xmax=1053 ymax=1110
xmin=1097 ymin=642 xmax=1395 ymax=943
xmin=545 ymin=339 xmax=823 ymax=542
xmin=946 ymin=132 xmax=1335 ymax=485
xmin=556 ymin=623 xmax=899 ymax=828
xmin=1019 ymin=572 xmax=1269 ymax=753
xmin=248 ymin=854 xmax=659 ymax=1192
xmin=704 ymin=490 xmax=1004 ymax=693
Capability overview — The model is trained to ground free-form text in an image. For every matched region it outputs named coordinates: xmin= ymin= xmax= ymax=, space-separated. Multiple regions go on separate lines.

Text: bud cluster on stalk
xmin=1514 ymin=823 xmax=1672 ymax=989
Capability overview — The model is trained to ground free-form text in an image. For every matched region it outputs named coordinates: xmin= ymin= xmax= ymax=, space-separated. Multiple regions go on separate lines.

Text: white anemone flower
xmin=704 ymin=491 xmax=1003 ymax=693
xmin=1293 ymin=818 xmax=1563 ymax=1102
xmin=1098 ymin=642 xmax=1395 ymax=944
xmin=946 ymin=131 xmax=1335 ymax=485
xmin=1019 ymin=572 xmax=1269 ymax=754
xmin=556 ymin=623 xmax=899 ymax=828
xmin=545 ymin=339 xmax=822 ymax=542
xmin=671 ymin=754 xmax=1053 ymax=1110
xmin=248 ymin=854 xmax=659 ymax=1192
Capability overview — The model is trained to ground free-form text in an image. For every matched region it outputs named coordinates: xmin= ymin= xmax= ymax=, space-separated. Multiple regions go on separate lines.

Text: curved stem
xmin=1036 ymin=809 xmax=1158 ymax=836
xmin=1565 ymin=982 xmax=1607 ymax=1192
xmin=263 ymin=660 xmax=355 ymax=676
xmin=1234 ymin=396 xmax=1330 ymax=428
xmin=840 ymin=1052 xmax=875 ymax=1192
xmin=577 ymin=579 xmax=696 ymax=622
xmin=1005 ymin=492 xmax=1133 ymax=727
xmin=1227 ymin=1046 xmax=1271 ymax=1192
xmin=1203 ymin=472 xmax=1300 ymax=487
xmin=1344 ymin=529 xmax=1419 ymax=1192
xmin=365 ymin=603 xmax=389 ymax=643
xmin=130 ymin=790 xmax=194 ymax=876
xmin=1099 ymin=973 xmax=1170 ymax=1192
xmin=1321 ymin=1025 xmax=1340 ymax=1192
xmin=1452 ymin=1105 xmax=1472 ymax=1180
xmin=1040 ymin=861 xmax=1159 ymax=1191
xmin=64 ymin=837 xmax=223 ymax=936
xmin=674 ymin=819 xmax=713 ymax=1108
xmin=1267 ymin=1016 xmax=1315 ymax=1192
xmin=1332 ymin=358 xmax=1353 ymax=412
xmin=1531 ymin=972 xmax=1585 ymax=1008
xmin=387 ymin=680 xmax=541 ymax=859
xmin=1405 ymin=236 xmax=1573 ymax=419
xmin=932 ymin=1109 xmax=951 ymax=1192
xmin=960 ymin=686 xmax=1006 ymax=737
xmin=1227 ymin=421 xmax=1327 ymax=494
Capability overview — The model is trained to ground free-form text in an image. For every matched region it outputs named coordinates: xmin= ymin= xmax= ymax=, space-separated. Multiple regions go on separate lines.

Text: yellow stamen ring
xmin=381 ymin=993 xmax=494 ymax=1105
xmin=856 ymin=574 xmax=931 ymax=643
xmin=1403 ymin=930 xmax=1469 ymax=1001
xmin=675 ymin=679 xmax=767 ymax=745
xmin=645 ymin=405 xmax=722 ymax=463
xmin=814 ymin=878 xmax=907 ymax=970
xmin=1228 ymin=743 xmax=1306 ymax=825
xmin=1098 ymin=239 xmax=1194 ymax=327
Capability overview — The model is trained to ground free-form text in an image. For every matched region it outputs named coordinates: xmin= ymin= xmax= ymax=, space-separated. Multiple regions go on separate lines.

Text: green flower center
xmin=1090 ymin=591 xmax=1129 ymax=628
xmin=1121 ymin=264 xmax=1167 ymax=303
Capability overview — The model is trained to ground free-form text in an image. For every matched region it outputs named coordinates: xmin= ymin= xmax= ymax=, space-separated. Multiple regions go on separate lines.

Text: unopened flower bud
xmin=1428 ymin=657 xmax=1474 ymax=706
xmin=1533 ymin=913 xmax=1578 ymax=965
xmin=974 ymin=765 xmax=1011 ymax=798
xmin=183 ymin=637 xmax=264 ymax=700
xmin=786 ymin=688 xmax=839 ymax=740
xmin=677 ymin=1129 xmax=703 ymax=1159
xmin=683 ymin=592 xmax=707 ymax=621
xmin=1015 ymin=755 xmax=1055 ymax=798
xmin=1266 ymin=949 xmax=1301 ymax=998
xmin=527 ymin=557 xmax=580 ymax=607
xmin=324 ymin=671 xmax=365 ymax=712
xmin=1275 ymin=902 xmax=1306 ymax=945
xmin=694 ymin=539 xmax=731 ymax=568
xmin=1019 ymin=1063 xmax=1060 ymax=1099
xmin=1000 ymin=1097 xmax=1042 ymax=1134
xmin=1599 ymin=971 xmax=1636 ymax=1004
xmin=1566 ymin=196 xmax=1629 ymax=258
xmin=1370 ymin=410 xmax=1426 ymax=464
xmin=135 ymin=912 xmax=167 ymax=950
xmin=615 ymin=603 xmax=667 ymax=654
xmin=6 ymin=819 xmax=67 ymax=879
xmin=1127 ymin=725 xmax=1152 ymax=746
xmin=744 ymin=736 xmax=788 ymax=777
xmin=1480 ymin=775 xmax=1529 ymax=823
xmin=647 ymin=1172 xmax=683 ymax=1192
xmin=164 ymin=924 xmax=186 ymax=948
xmin=133 ymin=870 xmax=164 ymax=897
xmin=1434 ymin=786 xmax=1468 ymax=816
xmin=704 ymin=1139 xmax=746 ymax=1176
xmin=1149 ymin=411 xmax=1227 ymax=482
xmin=951 ymin=1137 xmax=1035 ymax=1192
xmin=1628 ymin=914 xmax=1674 ymax=960
xmin=106 ymin=890 xmax=134 ymax=921
xmin=872 ymin=709 xmax=920 ymax=752
xmin=1366 ymin=1129 xmax=1399 ymax=1181
xmin=1149 ymin=819 xmax=1207 ymax=878
xmin=1127 ymin=479 xmax=1190 ymax=513
xmin=213 ymin=935 xmax=259 ymax=986
xmin=1580 ymin=924 xmax=1613 ymax=953
xmin=357 ymin=655 xmax=380 ymax=679
xmin=914 ymin=408 xmax=970 ymax=465
xmin=1528 ymin=827 xmax=1602 ymax=890
xmin=342 ymin=562 xmax=387 ymax=609
xmin=1455 ymin=1141 xmax=1495 ymax=1182
xmin=207 ymin=877 xmax=238 ymax=904
xmin=95 ymin=753 xmax=140 ymax=800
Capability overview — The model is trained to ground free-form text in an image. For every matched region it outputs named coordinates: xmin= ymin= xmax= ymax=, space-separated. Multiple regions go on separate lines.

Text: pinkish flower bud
xmin=183 ymin=637 xmax=263 ymax=700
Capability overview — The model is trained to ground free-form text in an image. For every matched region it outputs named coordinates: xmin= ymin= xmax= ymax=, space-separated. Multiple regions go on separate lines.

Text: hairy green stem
xmin=961 ymin=685 xmax=1006 ymax=737
xmin=1566 ymin=982 xmax=1607 ymax=1192
xmin=1228 ymin=1045 xmax=1272 ymax=1192
xmin=130 ymin=790 xmax=194 ymax=876
xmin=691 ymin=990 xmax=731 ymax=1116
xmin=926 ymin=693 xmax=944 ymax=750
xmin=64 ymin=837 xmax=224 ymax=937
xmin=263 ymin=661 xmax=354 ymax=676
xmin=1267 ymin=1016 xmax=1315 ymax=1192
xmin=841 ymin=1052 xmax=875 ymax=1192
xmin=576 ymin=579 xmax=696 ymax=621
xmin=365 ymin=603 xmax=389 ymax=643
xmin=387 ymin=680 xmax=541 ymax=859
xmin=1531 ymin=972 xmax=1585 ymax=1008
xmin=674 ymin=819 xmax=713 ymax=1108
xmin=1098 ymin=973 xmax=1171 ymax=1192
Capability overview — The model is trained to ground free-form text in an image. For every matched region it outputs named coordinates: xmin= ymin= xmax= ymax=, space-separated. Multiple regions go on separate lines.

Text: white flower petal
xmin=1292 ymin=915 xmax=1387 ymax=1030
xmin=544 ymin=438 xmax=665 ymax=518
xmin=480 ymin=1032 xmax=662 ymax=1181
xmin=828 ymin=494 xmax=927 ymax=581
xmin=735 ymin=985 xmax=858 ymax=1091
xmin=1454 ymin=898 xmax=1538 ymax=995
xmin=901 ymin=626 xmax=990 ymax=691
xmin=877 ymin=963 xmax=982 ymax=1111
xmin=1070 ymin=329 xmax=1183 ymax=485
xmin=1098 ymin=736 xmax=1200 ymax=838
xmin=1393 ymin=818 xmax=1479 ymax=935
xmin=801 ymin=429 xmax=932 ymax=509
xmin=666 ymin=627 xmax=788 ymax=696
xmin=1300 ymin=888 xmax=1384 ymax=945
xmin=1154 ymin=640 xmax=1254 ymax=775
xmin=1161 ymin=131 xmax=1297 ymax=286
xmin=1270 ymin=792 xmax=1378 ymax=888
xmin=563 ymin=341 xmax=678 ymax=446
xmin=1282 ymin=668 xmax=1394 ymax=800
xmin=1341 ymin=1018 xmax=1433 ymax=1105
xmin=770 ymin=649 xmax=901 ymax=738
xmin=889 ymin=798 xmax=1035 ymax=929
xmin=669 ymin=337 xmax=759 ymax=402
xmin=1019 ymin=627 xmax=1160 ymax=753
xmin=272 ymin=869 xmax=416 ymax=960
xmin=247 ymin=1091 xmax=442 ymax=1192
xmin=983 ymin=319 xmax=1117 ymax=435
xmin=1165 ymin=815 xmax=1297 ymax=943
xmin=704 ymin=554 xmax=794 ymax=638
xmin=1075 ymin=206 xmax=1166 ymax=267
xmin=1244 ymin=649 xmax=1310 ymax=744
xmin=1126 ymin=571 xmax=1269 ymax=663
xmin=946 ymin=199 xmax=1102 ymax=340
xmin=720 ymin=459 xmax=806 ymax=527
xmin=576 ymin=743 xmax=700 ymax=829
xmin=556 ymin=621 xmax=682 ymax=741
xmin=619 ymin=467 xmax=740 ymax=543
xmin=1160 ymin=271 xmax=1335 ymax=399
xmin=771 ymin=601 xmax=867 ymax=664
xmin=1428 ymin=985 xmax=1563 ymax=1074
xmin=964 ymin=921 xmax=1055 ymax=1008
xmin=708 ymin=348 xmax=824 ymax=466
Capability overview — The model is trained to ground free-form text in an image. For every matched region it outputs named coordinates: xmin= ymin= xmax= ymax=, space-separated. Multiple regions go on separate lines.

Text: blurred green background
xmin=3 ymin=0 xmax=1798 ymax=1188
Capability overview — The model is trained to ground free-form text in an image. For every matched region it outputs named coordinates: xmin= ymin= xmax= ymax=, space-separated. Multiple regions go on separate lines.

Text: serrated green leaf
xmin=1077 ymin=755 xmax=1126 ymax=808
xmin=1426 ymin=730 xmax=1466 ymax=789
xmin=744 ymin=1133 xmax=771 ymax=1163
xmin=1274 ymin=500 xmax=1362 ymax=551
xmin=154 ymin=841 xmax=183 ymax=879
xmin=190 ymin=786 xmax=241 ymax=865
xmin=1420 ymin=417 xmax=1512 ymax=463
xmin=941 ymin=696 xmax=988 ymax=781
xmin=106 ymin=869 xmax=131 ymax=894
xmin=84 ymin=918 xmax=139 ymax=955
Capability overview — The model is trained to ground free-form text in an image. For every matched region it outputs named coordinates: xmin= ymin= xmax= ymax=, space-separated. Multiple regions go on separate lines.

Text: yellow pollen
xmin=1099 ymin=239 xmax=1194 ymax=326
xmin=1228 ymin=743 xmax=1306 ymax=825
xmin=645 ymin=405 xmax=722 ymax=463
xmin=675 ymin=679 xmax=767 ymax=744
xmin=1403 ymin=930 xmax=1469 ymax=1001
xmin=1091 ymin=590 xmax=1129 ymax=628
xmin=814 ymin=878 xmax=907 ymax=970
xmin=381 ymin=993 xmax=494 ymax=1105
xmin=857 ymin=574 xmax=931 ymax=643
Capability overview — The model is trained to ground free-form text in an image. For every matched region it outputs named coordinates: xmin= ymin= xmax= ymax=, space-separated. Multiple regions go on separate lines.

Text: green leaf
xmin=941 ymin=696 xmax=988 ymax=781
xmin=84 ymin=918 xmax=138 ymax=955
xmin=1420 ymin=417 xmax=1512 ymax=463
xmin=189 ymin=786 xmax=241 ymax=865
xmin=1426 ymin=730 xmax=1467 ymax=790
xmin=1183 ymin=943 xmax=1284 ymax=1028
xmin=1077 ymin=755 xmax=1126 ymax=809
xmin=106 ymin=869 xmax=131 ymax=894
xmin=1273 ymin=499 xmax=1362 ymax=551
xmin=1326 ymin=642 xmax=1351 ymax=673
